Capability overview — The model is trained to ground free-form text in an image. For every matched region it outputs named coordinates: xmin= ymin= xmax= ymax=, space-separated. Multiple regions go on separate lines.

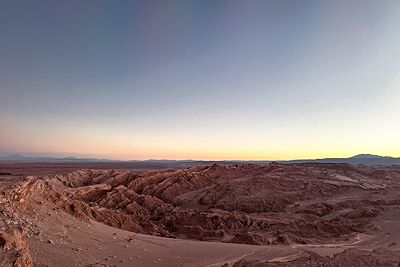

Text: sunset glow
xmin=1 ymin=1 xmax=400 ymax=160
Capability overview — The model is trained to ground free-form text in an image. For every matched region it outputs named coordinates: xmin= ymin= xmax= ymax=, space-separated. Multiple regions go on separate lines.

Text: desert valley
xmin=2 ymin=1 xmax=400 ymax=266
xmin=1 ymin=160 xmax=400 ymax=266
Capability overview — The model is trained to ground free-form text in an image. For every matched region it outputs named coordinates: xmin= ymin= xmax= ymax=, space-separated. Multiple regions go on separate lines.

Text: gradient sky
xmin=1 ymin=0 xmax=400 ymax=160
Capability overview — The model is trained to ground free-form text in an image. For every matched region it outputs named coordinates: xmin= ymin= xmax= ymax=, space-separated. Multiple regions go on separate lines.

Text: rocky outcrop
xmin=48 ymin=163 xmax=400 ymax=245
xmin=0 ymin=162 xmax=400 ymax=267
xmin=2 ymin=162 xmax=400 ymax=255
xmin=0 ymin=230 xmax=33 ymax=267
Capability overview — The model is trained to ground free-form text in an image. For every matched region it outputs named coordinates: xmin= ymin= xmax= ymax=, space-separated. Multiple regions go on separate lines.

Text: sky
xmin=1 ymin=0 xmax=400 ymax=160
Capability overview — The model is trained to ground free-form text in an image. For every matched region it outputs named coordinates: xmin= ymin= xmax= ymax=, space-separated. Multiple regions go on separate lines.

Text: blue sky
xmin=1 ymin=0 xmax=400 ymax=160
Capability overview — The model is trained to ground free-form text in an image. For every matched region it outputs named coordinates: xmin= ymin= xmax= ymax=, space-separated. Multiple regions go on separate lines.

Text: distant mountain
xmin=350 ymin=154 xmax=383 ymax=159
xmin=282 ymin=154 xmax=400 ymax=166
xmin=0 ymin=154 xmax=399 ymax=166
xmin=0 ymin=154 xmax=118 ymax=163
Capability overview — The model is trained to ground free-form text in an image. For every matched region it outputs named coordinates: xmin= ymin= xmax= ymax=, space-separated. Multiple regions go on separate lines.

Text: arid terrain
xmin=1 ymin=162 xmax=400 ymax=266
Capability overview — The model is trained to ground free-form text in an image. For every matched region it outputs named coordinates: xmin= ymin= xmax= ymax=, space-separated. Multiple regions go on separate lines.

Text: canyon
xmin=0 ymin=162 xmax=400 ymax=266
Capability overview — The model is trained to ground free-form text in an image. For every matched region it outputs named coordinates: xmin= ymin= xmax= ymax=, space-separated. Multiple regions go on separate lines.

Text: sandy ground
xmin=26 ymin=205 xmax=400 ymax=267
xmin=28 ymin=212 xmax=300 ymax=267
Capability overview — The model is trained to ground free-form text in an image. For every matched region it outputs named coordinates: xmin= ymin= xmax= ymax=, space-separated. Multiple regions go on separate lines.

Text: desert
xmin=1 ymin=161 xmax=400 ymax=266
xmin=2 ymin=1 xmax=400 ymax=266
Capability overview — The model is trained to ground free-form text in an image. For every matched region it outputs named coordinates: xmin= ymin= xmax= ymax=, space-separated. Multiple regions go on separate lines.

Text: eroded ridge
xmin=0 ymin=163 xmax=400 ymax=266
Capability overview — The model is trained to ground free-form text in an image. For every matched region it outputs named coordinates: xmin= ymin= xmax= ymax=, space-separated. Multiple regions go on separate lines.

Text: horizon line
xmin=0 ymin=153 xmax=398 ymax=162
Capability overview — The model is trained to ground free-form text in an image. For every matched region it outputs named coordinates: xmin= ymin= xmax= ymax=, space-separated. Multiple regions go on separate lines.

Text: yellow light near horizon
xmin=3 ymin=101 xmax=399 ymax=161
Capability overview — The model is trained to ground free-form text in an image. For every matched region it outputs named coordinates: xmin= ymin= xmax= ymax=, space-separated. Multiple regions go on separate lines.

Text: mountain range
xmin=0 ymin=154 xmax=399 ymax=166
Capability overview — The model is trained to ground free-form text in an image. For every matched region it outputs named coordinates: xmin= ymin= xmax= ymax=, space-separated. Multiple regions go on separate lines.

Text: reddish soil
xmin=0 ymin=162 xmax=400 ymax=266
